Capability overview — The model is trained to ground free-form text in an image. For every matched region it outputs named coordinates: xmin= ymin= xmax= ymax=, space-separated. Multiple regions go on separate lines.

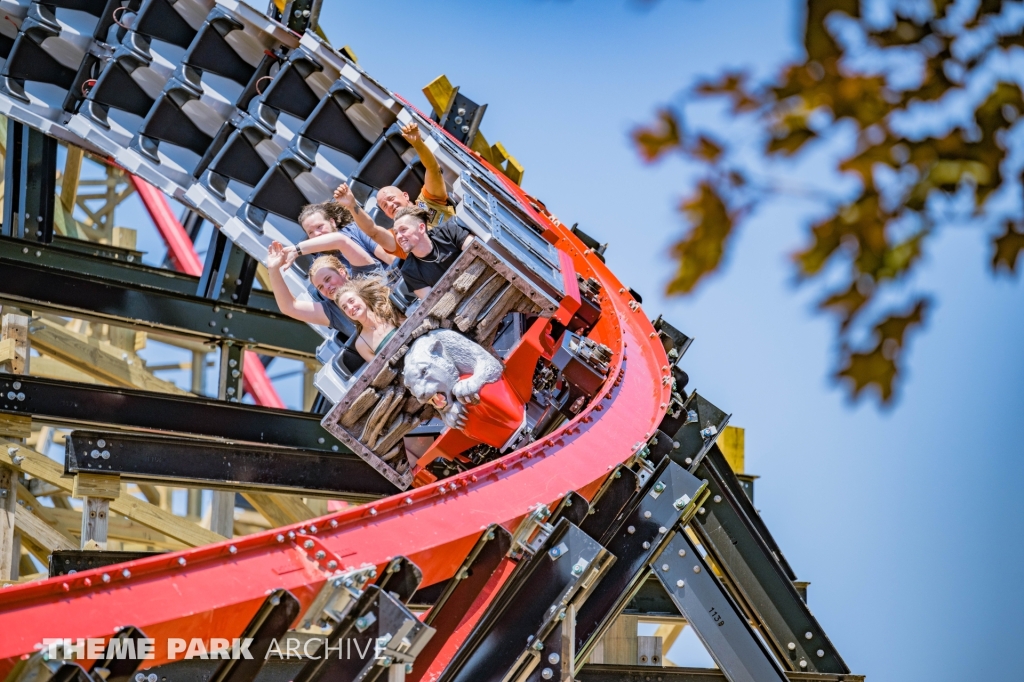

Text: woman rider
xmin=266 ymin=242 xmax=355 ymax=333
xmin=333 ymin=277 xmax=403 ymax=362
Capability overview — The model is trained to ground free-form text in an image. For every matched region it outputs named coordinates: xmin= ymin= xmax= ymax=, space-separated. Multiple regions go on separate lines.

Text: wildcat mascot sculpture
xmin=404 ymin=329 xmax=504 ymax=431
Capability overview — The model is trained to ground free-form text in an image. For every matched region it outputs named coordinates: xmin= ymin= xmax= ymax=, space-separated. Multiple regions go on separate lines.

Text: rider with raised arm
xmin=333 ymin=120 xmax=455 ymax=260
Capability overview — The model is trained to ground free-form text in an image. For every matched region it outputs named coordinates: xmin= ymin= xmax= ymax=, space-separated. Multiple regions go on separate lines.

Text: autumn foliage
xmin=634 ymin=0 xmax=1024 ymax=404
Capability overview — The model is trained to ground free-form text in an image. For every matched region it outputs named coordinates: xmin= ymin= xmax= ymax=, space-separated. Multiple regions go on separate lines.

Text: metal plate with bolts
xmin=651 ymin=531 xmax=788 ymax=682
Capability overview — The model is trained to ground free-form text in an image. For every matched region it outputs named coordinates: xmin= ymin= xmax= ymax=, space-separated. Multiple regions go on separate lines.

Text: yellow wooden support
xmin=422 ymin=75 xmax=456 ymax=119
xmin=422 ymin=75 xmax=523 ymax=185
xmin=719 ymin=425 xmax=745 ymax=473
xmin=0 ymin=312 xmax=29 ymax=374
xmin=44 ymin=506 xmax=185 ymax=549
xmin=72 ymin=472 xmax=121 ymax=500
xmin=0 ymin=339 xmax=16 ymax=366
xmin=15 ymin=506 xmax=76 ymax=554
xmin=0 ymin=414 xmax=31 ymax=440
xmin=591 ymin=614 xmax=639 ymax=664
xmin=0 ymin=465 xmax=17 ymax=580
xmin=28 ymin=356 xmax=99 ymax=384
xmin=60 ymin=146 xmax=84 ymax=214
xmin=242 ymin=492 xmax=317 ymax=528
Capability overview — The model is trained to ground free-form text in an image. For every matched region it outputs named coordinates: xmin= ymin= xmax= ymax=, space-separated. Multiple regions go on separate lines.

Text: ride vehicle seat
xmin=333 ymin=331 xmax=366 ymax=379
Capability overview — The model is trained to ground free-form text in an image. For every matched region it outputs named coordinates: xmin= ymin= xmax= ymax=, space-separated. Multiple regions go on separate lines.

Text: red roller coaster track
xmin=0 ymin=162 xmax=669 ymax=673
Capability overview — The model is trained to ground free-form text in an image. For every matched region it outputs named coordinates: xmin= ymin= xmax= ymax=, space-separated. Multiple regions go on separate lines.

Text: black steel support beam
xmin=2 ymin=123 xmax=56 ymax=243
xmin=294 ymin=584 xmax=434 ymax=682
xmin=198 ymin=227 xmax=257 ymax=305
xmin=408 ymin=526 xmax=513 ymax=681
xmin=219 ymin=341 xmax=245 ymax=402
xmin=0 ymin=256 xmax=320 ymax=357
xmin=577 ymin=665 xmax=864 ymax=682
xmin=652 ymin=531 xmax=788 ymax=682
xmin=1 ymin=375 xmax=347 ymax=454
xmin=0 ymin=235 xmax=281 ymax=313
xmin=208 ymin=589 xmax=301 ymax=682
xmin=659 ymin=392 xmax=730 ymax=470
xmin=65 ymin=430 xmax=396 ymax=498
xmin=574 ymin=459 xmax=709 ymax=664
xmin=691 ymin=446 xmax=848 ymax=674
xmin=438 ymin=519 xmax=613 ymax=682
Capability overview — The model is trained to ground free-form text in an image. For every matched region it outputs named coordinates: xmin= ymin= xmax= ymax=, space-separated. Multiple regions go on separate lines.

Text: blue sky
xmin=120 ymin=1 xmax=1023 ymax=679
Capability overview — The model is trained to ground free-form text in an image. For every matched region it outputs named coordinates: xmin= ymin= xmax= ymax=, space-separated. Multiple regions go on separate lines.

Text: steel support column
xmin=650 ymin=531 xmax=788 ymax=682
xmin=2 ymin=123 xmax=56 ymax=243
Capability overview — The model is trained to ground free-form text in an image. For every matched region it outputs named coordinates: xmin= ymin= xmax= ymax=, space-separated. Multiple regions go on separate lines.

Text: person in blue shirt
xmin=266 ymin=245 xmax=354 ymax=334
xmin=285 ymin=201 xmax=396 ymax=273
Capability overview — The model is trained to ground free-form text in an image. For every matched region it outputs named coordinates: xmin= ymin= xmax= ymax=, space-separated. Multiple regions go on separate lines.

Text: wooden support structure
xmin=0 ymin=440 xmax=224 ymax=547
xmin=0 ymin=311 xmax=29 ymax=374
xmin=44 ymin=506 xmax=185 ymax=550
xmin=0 ymin=312 xmax=29 ymax=579
xmin=242 ymin=493 xmax=316 ymax=528
xmin=15 ymin=506 xmax=76 ymax=556
xmin=0 ymin=414 xmax=31 ymax=440
xmin=73 ymin=473 xmax=121 ymax=549
xmin=637 ymin=635 xmax=663 ymax=666
xmin=59 ymin=146 xmax=83 ymax=214
xmin=29 ymin=318 xmax=189 ymax=395
xmin=27 ymin=356 xmax=99 ymax=384
xmin=719 ymin=425 xmax=745 ymax=473
xmin=421 ymin=74 xmax=524 ymax=184
xmin=0 ymin=465 xmax=17 ymax=580
xmin=589 ymin=614 xmax=639 ymax=665
xmin=210 ymin=491 xmax=234 ymax=537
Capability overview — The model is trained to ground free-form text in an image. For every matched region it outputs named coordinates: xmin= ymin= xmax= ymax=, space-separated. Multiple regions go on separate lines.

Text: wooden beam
xmin=0 ymin=312 xmax=29 ymax=374
xmin=15 ymin=506 xmax=76 ymax=554
xmin=210 ymin=491 xmax=234 ymax=537
xmin=0 ymin=440 xmax=224 ymax=547
xmin=44 ymin=507 xmax=184 ymax=549
xmin=0 ymin=414 xmax=31 ymax=440
xmin=134 ymin=483 xmax=161 ymax=506
xmin=0 ymin=339 xmax=16 ymax=366
xmin=0 ymin=465 xmax=16 ymax=580
xmin=653 ymin=623 xmax=686 ymax=666
xmin=60 ymin=146 xmax=84 ymax=214
xmin=72 ymin=472 xmax=121 ymax=500
xmin=80 ymin=498 xmax=110 ymax=549
xmin=242 ymin=492 xmax=316 ymax=528
xmin=591 ymin=614 xmax=639 ymax=665
xmin=29 ymin=318 xmax=190 ymax=395
xmin=29 ymin=356 xmax=100 ymax=384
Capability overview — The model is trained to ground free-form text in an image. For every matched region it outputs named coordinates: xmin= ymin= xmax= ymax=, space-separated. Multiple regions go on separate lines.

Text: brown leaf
xmin=992 ymin=221 xmax=1024 ymax=274
xmin=836 ymin=298 xmax=929 ymax=403
xmin=837 ymin=345 xmax=899 ymax=402
xmin=632 ymin=109 xmax=682 ymax=163
xmin=690 ymin=135 xmax=724 ymax=162
xmin=818 ymin=281 xmax=870 ymax=329
xmin=694 ymin=71 xmax=761 ymax=113
xmin=804 ymin=0 xmax=860 ymax=61
xmin=877 ymin=298 xmax=929 ymax=347
xmin=666 ymin=182 xmax=734 ymax=295
xmin=794 ymin=191 xmax=888 ymax=277
xmin=767 ymin=113 xmax=818 ymax=155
